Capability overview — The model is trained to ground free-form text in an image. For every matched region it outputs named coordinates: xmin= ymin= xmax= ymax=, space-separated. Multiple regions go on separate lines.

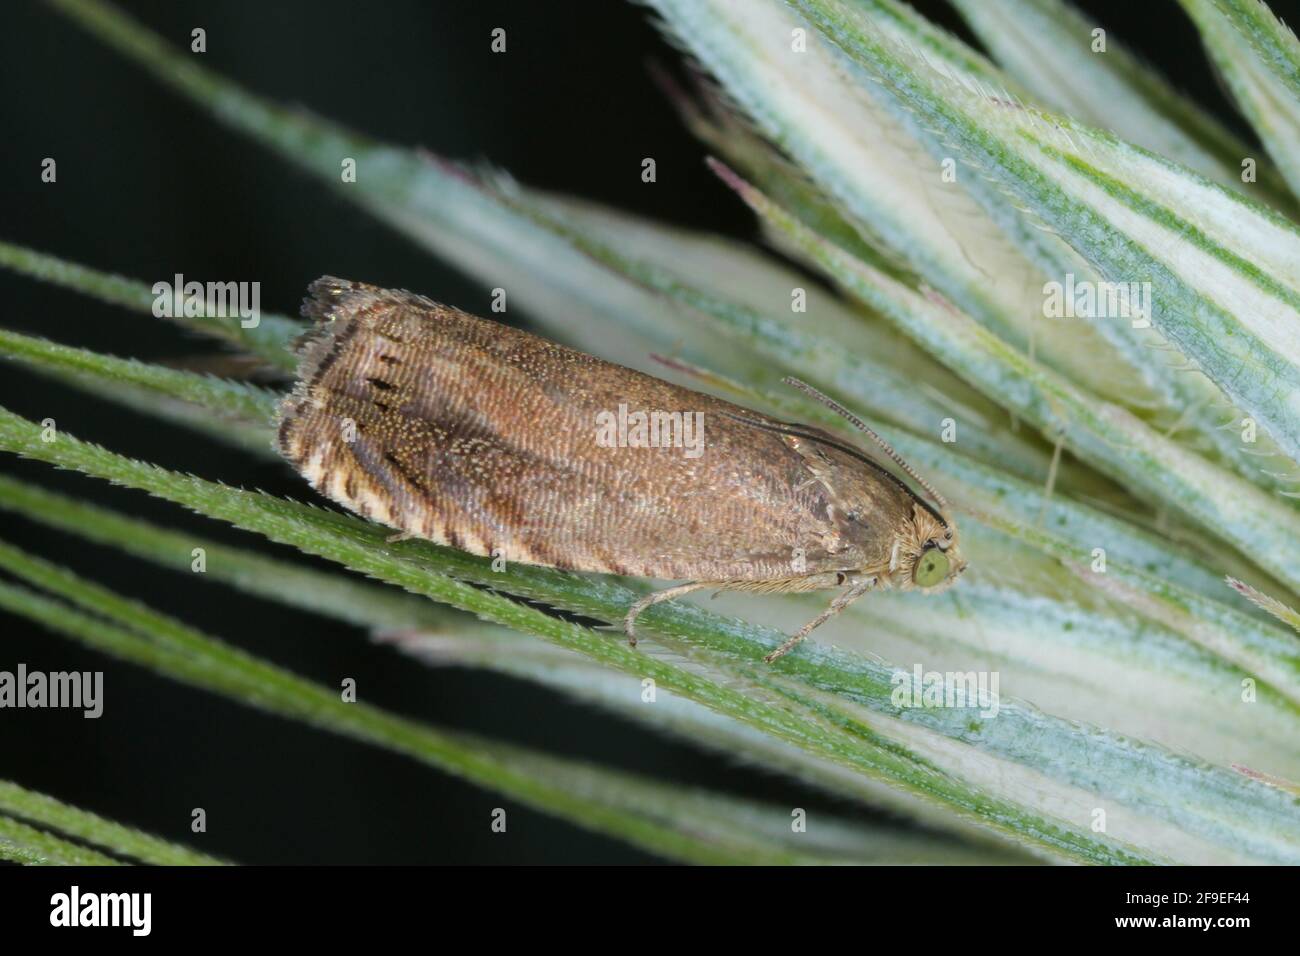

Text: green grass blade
xmin=467 ymin=738 xmax=1014 ymax=865
xmin=689 ymin=373 xmax=1300 ymax=776
xmin=1180 ymin=0 xmax=1300 ymax=200
xmin=378 ymin=626 xmax=1018 ymax=857
xmin=0 ymin=239 xmax=300 ymax=370
xmin=0 ymin=816 xmax=122 ymax=865
xmin=660 ymin=0 xmax=1285 ymax=502
xmin=11 ymin=444 xmax=1293 ymax=829
xmin=949 ymin=0 xmax=1293 ymax=205
xmin=0 ymin=404 xmax=1175 ymax=863
xmin=0 ymin=326 xmax=280 ymax=426
xmin=0 ymin=780 xmax=223 ymax=865
xmin=792 ymin=0 xmax=1300 ymax=472
xmin=0 ymin=474 xmax=462 ymax=633
xmin=0 ymin=551 xmax=925 ymax=866
xmin=42 ymin=0 xmax=729 ymax=381
xmin=8 ymin=406 xmax=1300 ymax=862
xmin=0 ymin=475 xmax=1028 ymax=860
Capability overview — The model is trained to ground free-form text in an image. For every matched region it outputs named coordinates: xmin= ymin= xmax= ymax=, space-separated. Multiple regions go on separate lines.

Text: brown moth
xmin=277 ymin=277 xmax=966 ymax=662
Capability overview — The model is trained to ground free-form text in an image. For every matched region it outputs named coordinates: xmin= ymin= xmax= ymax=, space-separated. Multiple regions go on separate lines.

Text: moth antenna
xmin=783 ymin=377 xmax=952 ymax=520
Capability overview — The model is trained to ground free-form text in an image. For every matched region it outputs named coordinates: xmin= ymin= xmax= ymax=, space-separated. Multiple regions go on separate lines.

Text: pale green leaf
xmin=791 ymin=0 xmax=1300 ymax=476
xmin=950 ymin=0 xmax=1293 ymax=205
xmin=1180 ymin=0 xmax=1300 ymax=199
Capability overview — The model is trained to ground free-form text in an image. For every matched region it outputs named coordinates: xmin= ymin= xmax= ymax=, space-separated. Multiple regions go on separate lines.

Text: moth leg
xmin=764 ymin=577 xmax=877 ymax=663
xmin=386 ymin=530 xmax=416 ymax=544
xmin=624 ymin=582 xmax=712 ymax=646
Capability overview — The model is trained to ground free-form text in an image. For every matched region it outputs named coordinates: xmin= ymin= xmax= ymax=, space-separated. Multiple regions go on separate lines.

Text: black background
xmin=0 ymin=0 xmax=1292 ymax=864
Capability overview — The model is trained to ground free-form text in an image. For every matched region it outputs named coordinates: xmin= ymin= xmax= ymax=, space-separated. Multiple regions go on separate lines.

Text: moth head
xmin=903 ymin=509 xmax=966 ymax=593
xmin=777 ymin=377 xmax=966 ymax=589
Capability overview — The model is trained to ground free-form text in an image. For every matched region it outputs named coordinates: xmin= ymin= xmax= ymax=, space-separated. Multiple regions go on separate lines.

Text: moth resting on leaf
xmin=277 ymin=277 xmax=966 ymax=661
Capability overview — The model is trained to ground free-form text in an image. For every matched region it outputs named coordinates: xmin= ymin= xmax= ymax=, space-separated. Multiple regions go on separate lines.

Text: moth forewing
xmin=277 ymin=277 xmax=966 ymax=663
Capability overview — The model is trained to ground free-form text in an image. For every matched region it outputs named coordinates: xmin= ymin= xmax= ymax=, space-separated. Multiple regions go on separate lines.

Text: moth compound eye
xmin=913 ymin=547 xmax=950 ymax=588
